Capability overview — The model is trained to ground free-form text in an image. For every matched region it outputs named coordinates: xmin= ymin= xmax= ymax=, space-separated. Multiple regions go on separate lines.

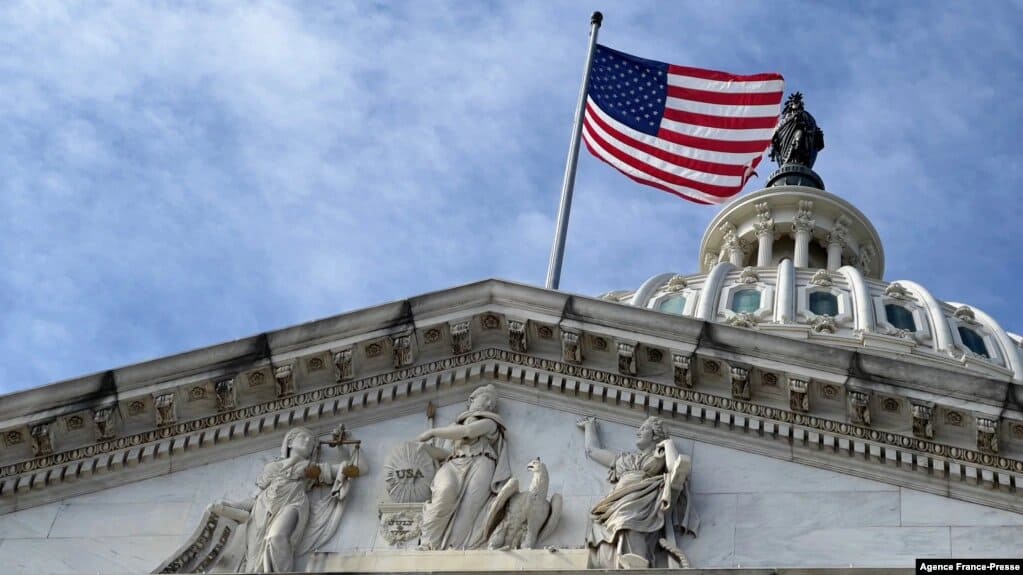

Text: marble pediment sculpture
xmin=413 ymin=384 xmax=512 ymax=550
xmin=155 ymin=424 xmax=365 ymax=574
xmin=484 ymin=456 xmax=563 ymax=550
xmin=578 ymin=415 xmax=698 ymax=569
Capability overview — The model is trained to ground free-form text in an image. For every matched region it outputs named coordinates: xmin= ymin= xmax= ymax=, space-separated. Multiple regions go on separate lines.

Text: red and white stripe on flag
xmin=582 ymin=44 xmax=784 ymax=205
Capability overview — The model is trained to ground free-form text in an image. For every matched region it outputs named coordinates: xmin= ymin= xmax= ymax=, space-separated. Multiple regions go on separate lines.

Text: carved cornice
xmin=4 ymin=344 xmax=1022 ymax=516
xmin=0 ymin=283 xmax=1018 ymax=516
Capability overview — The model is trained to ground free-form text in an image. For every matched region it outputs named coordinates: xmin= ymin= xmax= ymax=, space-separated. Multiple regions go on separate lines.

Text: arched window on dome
xmin=885 ymin=304 xmax=916 ymax=332
xmin=958 ymin=326 xmax=989 ymax=358
xmin=657 ymin=295 xmax=686 ymax=315
xmin=731 ymin=289 xmax=761 ymax=314
xmin=809 ymin=292 xmax=839 ymax=316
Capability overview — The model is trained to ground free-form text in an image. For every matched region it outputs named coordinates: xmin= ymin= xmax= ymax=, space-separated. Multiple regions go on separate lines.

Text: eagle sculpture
xmin=483 ymin=457 xmax=563 ymax=550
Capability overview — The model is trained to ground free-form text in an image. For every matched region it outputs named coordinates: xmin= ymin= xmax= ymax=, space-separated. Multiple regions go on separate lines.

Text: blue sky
xmin=2 ymin=1 xmax=1021 ymax=394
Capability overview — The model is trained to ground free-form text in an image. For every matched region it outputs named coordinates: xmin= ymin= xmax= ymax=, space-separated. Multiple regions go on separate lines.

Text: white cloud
xmin=0 ymin=1 xmax=1021 ymax=392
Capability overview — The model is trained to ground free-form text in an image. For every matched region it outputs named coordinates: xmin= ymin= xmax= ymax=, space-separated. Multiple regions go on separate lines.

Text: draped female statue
xmin=577 ymin=416 xmax=698 ymax=569
xmin=207 ymin=425 xmax=365 ymax=573
xmin=415 ymin=384 xmax=511 ymax=550
xmin=769 ymin=92 xmax=824 ymax=169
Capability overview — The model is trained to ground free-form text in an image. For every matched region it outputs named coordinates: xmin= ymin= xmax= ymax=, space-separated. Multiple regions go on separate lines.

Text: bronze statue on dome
xmin=770 ymin=92 xmax=824 ymax=169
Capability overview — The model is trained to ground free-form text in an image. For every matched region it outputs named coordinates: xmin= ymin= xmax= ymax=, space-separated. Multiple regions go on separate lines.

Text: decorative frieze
xmin=884 ymin=282 xmax=912 ymax=300
xmin=727 ymin=312 xmax=758 ymax=329
xmin=730 ymin=366 xmax=751 ymax=401
xmin=954 ymin=305 xmax=979 ymax=325
xmin=662 ymin=275 xmax=687 ymax=293
xmin=392 ymin=334 xmax=414 ymax=368
xmin=788 ymin=378 xmax=809 ymax=412
xmin=378 ymin=504 xmax=424 ymax=547
xmin=945 ymin=410 xmax=964 ymax=427
xmin=809 ymin=315 xmax=837 ymax=334
xmin=848 ymin=391 xmax=871 ymax=426
xmin=65 ymin=415 xmax=84 ymax=431
xmin=5 ymin=345 xmax=1023 ymax=521
xmin=247 ymin=371 xmax=266 ymax=387
xmin=977 ymin=418 xmax=999 ymax=454
xmin=382 ymin=442 xmax=436 ymax=504
xmin=423 ymin=328 xmax=441 ymax=344
xmin=508 ymin=320 xmax=527 ymax=353
xmin=809 ymin=269 xmax=835 ymax=287
xmin=672 ymin=353 xmax=692 ymax=388
xmin=93 ymin=407 xmax=116 ymax=440
xmin=155 ymin=393 xmax=177 ymax=427
xmin=738 ymin=266 xmax=759 ymax=285
xmin=616 ymin=341 xmax=637 ymax=376
xmin=214 ymin=377 xmax=237 ymax=412
xmin=911 ymin=403 xmax=934 ymax=439
xmin=274 ymin=364 xmax=296 ymax=397
xmin=5 ymin=430 xmax=22 ymax=446
xmin=561 ymin=330 xmax=582 ymax=364
xmin=881 ymin=397 xmax=900 ymax=413
xmin=30 ymin=423 xmax=53 ymax=457
xmin=334 ymin=348 xmax=354 ymax=382
xmin=450 ymin=321 xmax=472 ymax=355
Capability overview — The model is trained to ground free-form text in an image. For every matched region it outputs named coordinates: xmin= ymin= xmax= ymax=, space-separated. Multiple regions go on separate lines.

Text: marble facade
xmin=0 ymin=397 xmax=1021 ymax=573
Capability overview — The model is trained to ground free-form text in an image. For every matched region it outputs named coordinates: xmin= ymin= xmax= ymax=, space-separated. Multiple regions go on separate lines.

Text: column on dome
xmin=753 ymin=202 xmax=774 ymax=266
xmin=792 ymin=200 xmax=814 ymax=268
xmin=826 ymin=215 xmax=850 ymax=271
xmin=720 ymin=221 xmax=745 ymax=267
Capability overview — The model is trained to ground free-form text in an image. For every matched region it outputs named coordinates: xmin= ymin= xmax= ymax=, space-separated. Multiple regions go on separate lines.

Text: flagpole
xmin=545 ymin=11 xmax=602 ymax=290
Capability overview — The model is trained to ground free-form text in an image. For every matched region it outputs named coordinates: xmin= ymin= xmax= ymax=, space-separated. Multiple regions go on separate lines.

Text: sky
xmin=1 ymin=1 xmax=1022 ymax=394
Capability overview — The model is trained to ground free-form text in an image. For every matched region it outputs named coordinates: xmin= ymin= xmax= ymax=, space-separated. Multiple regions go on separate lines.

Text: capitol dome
xmin=603 ymin=99 xmax=1023 ymax=386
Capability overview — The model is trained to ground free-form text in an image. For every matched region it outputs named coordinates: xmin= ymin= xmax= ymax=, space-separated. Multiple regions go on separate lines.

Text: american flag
xmin=583 ymin=44 xmax=784 ymax=205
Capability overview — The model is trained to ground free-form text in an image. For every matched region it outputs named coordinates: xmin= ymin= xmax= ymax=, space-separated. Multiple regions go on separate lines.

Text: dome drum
xmin=699 ymin=185 xmax=885 ymax=280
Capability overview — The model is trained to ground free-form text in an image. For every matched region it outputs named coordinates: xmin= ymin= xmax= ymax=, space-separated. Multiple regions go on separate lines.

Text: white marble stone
xmin=184 ymin=448 xmax=276 ymax=527
xmin=541 ymin=495 xmax=599 ymax=550
xmin=6 ymin=395 xmax=1021 ymax=573
xmin=684 ymin=493 xmax=736 ymax=568
xmin=0 ymin=502 xmax=60 ymax=538
xmin=310 ymin=548 xmax=588 ymax=572
xmin=735 ymin=491 xmax=900 ymax=529
xmin=950 ymin=526 xmax=1023 ymax=557
xmin=70 ymin=466 xmax=202 ymax=504
xmin=900 ymin=489 xmax=1023 ymax=526
xmin=734 ymin=526 xmax=950 ymax=567
xmin=48 ymin=502 xmax=194 ymax=538
xmin=690 ymin=440 xmax=897 ymax=494
xmin=0 ymin=535 xmax=180 ymax=574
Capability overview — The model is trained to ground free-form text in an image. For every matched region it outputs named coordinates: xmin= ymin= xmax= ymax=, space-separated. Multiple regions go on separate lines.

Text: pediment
xmin=2 ymin=280 xmax=1023 ymax=571
xmin=9 ymin=391 xmax=1023 ymax=573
